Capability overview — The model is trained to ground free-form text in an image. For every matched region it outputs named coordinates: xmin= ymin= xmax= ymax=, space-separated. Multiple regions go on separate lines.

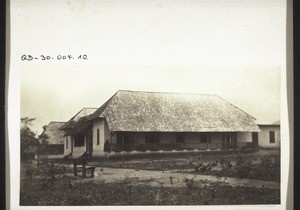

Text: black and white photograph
xmin=19 ymin=67 xmax=281 ymax=205
xmin=8 ymin=0 xmax=289 ymax=209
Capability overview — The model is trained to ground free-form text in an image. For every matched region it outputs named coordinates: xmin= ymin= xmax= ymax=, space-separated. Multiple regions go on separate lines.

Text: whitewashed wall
xmin=92 ymin=118 xmax=111 ymax=157
xmin=258 ymin=125 xmax=280 ymax=149
xmin=72 ymin=135 xmax=87 ymax=158
xmin=237 ymin=132 xmax=252 ymax=142
xmin=63 ymin=136 xmax=72 ymax=156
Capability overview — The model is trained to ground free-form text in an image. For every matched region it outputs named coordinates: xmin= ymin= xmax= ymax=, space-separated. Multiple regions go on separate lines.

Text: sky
xmin=21 ymin=66 xmax=281 ymax=134
xmin=12 ymin=0 xmax=285 ymax=67
xmin=13 ymin=0 xmax=285 ymax=134
xmin=11 ymin=1 xmax=288 ymax=208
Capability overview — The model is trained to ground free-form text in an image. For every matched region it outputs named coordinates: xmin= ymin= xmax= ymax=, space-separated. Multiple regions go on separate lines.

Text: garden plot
xmin=76 ymin=167 xmax=280 ymax=189
xmin=90 ymin=152 xmax=280 ymax=182
xmin=20 ymin=151 xmax=281 ymax=205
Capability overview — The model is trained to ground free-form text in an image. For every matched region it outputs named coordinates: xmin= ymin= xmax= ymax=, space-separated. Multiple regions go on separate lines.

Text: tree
xmin=20 ymin=117 xmax=36 ymax=128
xmin=39 ymin=132 xmax=49 ymax=145
xmin=37 ymin=132 xmax=50 ymax=164
xmin=20 ymin=118 xmax=38 ymax=161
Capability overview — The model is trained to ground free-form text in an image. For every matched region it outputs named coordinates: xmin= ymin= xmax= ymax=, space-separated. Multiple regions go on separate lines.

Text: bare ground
xmin=73 ymin=167 xmax=280 ymax=189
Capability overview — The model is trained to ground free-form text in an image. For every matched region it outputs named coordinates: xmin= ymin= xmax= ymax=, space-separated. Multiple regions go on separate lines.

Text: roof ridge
xmin=216 ymin=95 xmax=256 ymax=120
xmin=256 ymin=120 xmax=280 ymax=125
xmin=117 ymin=89 xmax=217 ymax=96
xmin=60 ymin=107 xmax=98 ymax=130
xmin=69 ymin=107 xmax=97 ymax=118
xmin=87 ymin=91 xmax=119 ymax=121
xmin=64 ymin=90 xmax=260 ymax=132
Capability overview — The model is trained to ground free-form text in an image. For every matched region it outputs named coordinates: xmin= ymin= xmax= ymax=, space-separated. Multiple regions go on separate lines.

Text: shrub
xmin=233 ymin=153 xmax=255 ymax=179
xmin=20 ymin=177 xmax=280 ymax=205
xmin=254 ymin=155 xmax=280 ymax=182
xmin=184 ymin=178 xmax=196 ymax=189
xmin=214 ymin=154 xmax=280 ymax=182
xmin=188 ymin=155 xmax=217 ymax=173
xmin=37 ymin=162 xmax=67 ymax=190
xmin=219 ymin=159 xmax=232 ymax=169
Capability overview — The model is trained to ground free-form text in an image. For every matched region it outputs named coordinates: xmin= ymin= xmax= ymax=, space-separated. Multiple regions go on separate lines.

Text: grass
xmin=89 ymin=153 xmax=243 ymax=169
xmin=20 ymin=176 xmax=280 ymax=205
xmin=20 ymin=150 xmax=281 ymax=205
xmin=87 ymin=151 xmax=280 ymax=182
xmin=213 ymin=154 xmax=280 ymax=182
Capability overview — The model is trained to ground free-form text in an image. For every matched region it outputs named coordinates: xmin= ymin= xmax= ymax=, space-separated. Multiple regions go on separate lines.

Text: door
xmin=252 ymin=132 xmax=258 ymax=148
xmin=71 ymin=137 xmax=73 ymax=153
xmin=86 ymin=132 xmax=93 ymax=152
xmin=223 ymin=133 xmax=235 ymax=149
xmin=226 ymin=134 xmax=232 ymax=149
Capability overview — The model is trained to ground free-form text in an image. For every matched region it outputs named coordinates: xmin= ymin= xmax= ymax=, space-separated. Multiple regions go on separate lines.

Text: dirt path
xmin=74 ymin=167 xmax=280 ymax=189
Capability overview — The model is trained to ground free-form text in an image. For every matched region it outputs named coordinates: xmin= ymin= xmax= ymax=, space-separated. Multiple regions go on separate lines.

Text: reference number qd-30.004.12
xmin=21 ymin=54 xmax=88 ymax=61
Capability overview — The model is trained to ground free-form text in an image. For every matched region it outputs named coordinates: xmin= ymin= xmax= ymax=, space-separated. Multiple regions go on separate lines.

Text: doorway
xmin=252 ymin=132 xmax=258 ymax=148
xmin=86 ymin=132 xmax=93 ymax=152
xmin=222 ymin=133 xmax=237 ymax=149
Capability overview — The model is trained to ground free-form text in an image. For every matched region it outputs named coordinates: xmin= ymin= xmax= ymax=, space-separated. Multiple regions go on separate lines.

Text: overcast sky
xmin=14 ymin=0 xmax=285 ymax=134
xmin=10 ymin=1 xmax=288 ymax=208
xmin=21 ymin=66 xmax=280 ymax=134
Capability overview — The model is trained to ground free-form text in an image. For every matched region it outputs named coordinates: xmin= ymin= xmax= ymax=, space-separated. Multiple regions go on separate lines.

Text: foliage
xmin=36 ymin=162 xmax=68 ymax=189
xmin=252 ymin=155 xmax=280 ymax=182
xmin=184 ymin=178 xmax=196 ymax=189
xmin=20 ymin=176 xmax=280 ymax=205
xmin=233 ymin=153 xmax=256 ymax=178
xmin=20 ymin=125 xmax=38 ymax=161
xmin=78 ymin=152 xmax=280 ymax=182
xmin=187 ymin=155 xmax=218 ymax=172
xmin=215 ymin=154 xmax=280 ymax=182
xmin=36 ymin=133 xmax=51 ymax=164
xmin=20 ymin=152 xmax=280 ymax=205
xmin=219 ymin=158 xmax=233 ymax=169
xmin=38 ymin=133 xmax=49 ymax=145
xmin=20 ymin=117 xmax=36 ymax=127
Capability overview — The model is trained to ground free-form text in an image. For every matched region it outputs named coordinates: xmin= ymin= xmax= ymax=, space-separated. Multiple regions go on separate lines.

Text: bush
xmin=234 ymin=153 xmax=255 ymax=179
xmin=20 ymin=178 xmax=280 ymax=205
xmin=184 ymin=178 xmax=196 ymax=189
xmin=188 ymin=155 xmax=218 ymax=173
xmin=215 ymin=154 xmax=280 ymax=182
xmin=254 ymin=155 xmax=280 ymax=182
xmin=35 ymin=162 xmax=67 ymax=190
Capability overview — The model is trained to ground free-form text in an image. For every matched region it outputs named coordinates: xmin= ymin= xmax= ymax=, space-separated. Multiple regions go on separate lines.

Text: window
xmin=208 ymin=133 xmax=211 ymax=144
xmin=66 ymin=137 xmax=68 ymax=149
xmin=116 ymin=133 xmax=123 ymax=144
xmin=176 ymin=133 xmax=185 ymax=143
xmin=252 ymin=132 xmax=258 ymax=145
xmin=74 ymin=135 xmax=85 ymax=147
xmin=117 ymin=132 xmax=133 ymax=144
xmin=269 ymin=131 xmax=275 ymax=143
xmin=145 ymin=132 xmax=160 ymax=144
xmin=97 ymin=129 xmax=100 ymax=145
xmin=200 ymin=133 xmax=207 ymax=143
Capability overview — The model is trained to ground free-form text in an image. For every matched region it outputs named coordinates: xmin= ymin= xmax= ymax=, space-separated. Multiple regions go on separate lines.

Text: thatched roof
xmin=60 ymin=108 xmax=97 ymax=130
xmin=64 ymin=115 xmax=93 ymax=136
xmin=257 ymin=120 xmax=280 ymax=126
xmin=88 ymin=90 xmax=260 ymax=132
xmin=41 ymin=122 xmax=66 ymax=144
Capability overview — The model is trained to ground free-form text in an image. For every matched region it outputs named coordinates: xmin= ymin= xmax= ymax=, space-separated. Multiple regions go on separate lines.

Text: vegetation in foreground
xmin=188 ymin=153 xmax=280 ymax=182
xmin=20 ymin=175 xmax=280 ymax=205
xmin=20 ymin=151 xmax=280 ymax=205
xmin=92 ymin=152 xmax=280 ymax=182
